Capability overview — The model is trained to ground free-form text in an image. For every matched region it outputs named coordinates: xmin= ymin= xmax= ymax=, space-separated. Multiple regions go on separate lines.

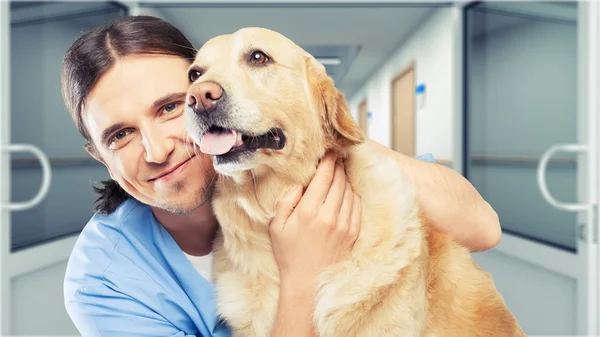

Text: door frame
xmin=459 ymin=1 xmax=600 ymax=335
xmin=390 ymin=61 xmax=416 ymax=156
xmin=0 ymin=2 xmax=10 ymax=334
xmin=358 ymin=98 xmax=368 ymax=135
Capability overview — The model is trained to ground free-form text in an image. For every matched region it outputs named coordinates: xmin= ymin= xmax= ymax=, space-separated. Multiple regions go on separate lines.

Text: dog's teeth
xmin=237 ymin=132 xmax=243 ymax=141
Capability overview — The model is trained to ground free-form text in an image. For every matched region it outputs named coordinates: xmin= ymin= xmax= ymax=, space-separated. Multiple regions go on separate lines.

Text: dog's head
xmin=185 ymin=27 xmax=365 ymax=177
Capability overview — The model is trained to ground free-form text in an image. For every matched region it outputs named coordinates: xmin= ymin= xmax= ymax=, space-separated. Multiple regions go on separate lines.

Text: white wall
xmin=348 ymin=7 xmax=455 ymax=163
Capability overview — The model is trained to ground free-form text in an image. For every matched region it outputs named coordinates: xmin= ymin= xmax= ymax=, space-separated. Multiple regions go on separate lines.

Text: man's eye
xmin=114 ymin=130 xmax=128 ymax=140
xmin=109 ymin=130 xmax=131 ymax=147
xmin=163 ymin=103 xmax=178 ymax=113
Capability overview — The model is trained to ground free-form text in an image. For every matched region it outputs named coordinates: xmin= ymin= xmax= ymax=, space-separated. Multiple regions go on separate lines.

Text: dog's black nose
xmin=187 ymin=81 xmax=224 ymax=113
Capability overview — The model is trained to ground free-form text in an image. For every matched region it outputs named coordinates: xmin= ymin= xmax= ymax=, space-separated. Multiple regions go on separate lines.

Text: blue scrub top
xmin=64 ymin=153 xmax=436 ymax=337
xmin=64 ymin=197 xmax=231 ymax=337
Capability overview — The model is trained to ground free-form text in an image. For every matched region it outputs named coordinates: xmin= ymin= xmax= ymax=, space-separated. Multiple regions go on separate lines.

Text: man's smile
xmin=148 ymin=154 xmax=197 ymax=182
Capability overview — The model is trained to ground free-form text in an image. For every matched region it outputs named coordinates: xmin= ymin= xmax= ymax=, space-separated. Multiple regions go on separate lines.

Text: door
xmin=390 ymin=62 xmax=415 ymax=157
xmin=358 ymin=98 xmax=368 ymax=136
xmin=463 ymin=1 xmax=599 ymax=335
xmin=0 ymin=1 xmax=127 ymax=335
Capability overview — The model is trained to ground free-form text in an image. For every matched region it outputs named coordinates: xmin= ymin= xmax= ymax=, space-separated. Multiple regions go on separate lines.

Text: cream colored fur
xmin=185 ymin=27 xmax=526 ymax=337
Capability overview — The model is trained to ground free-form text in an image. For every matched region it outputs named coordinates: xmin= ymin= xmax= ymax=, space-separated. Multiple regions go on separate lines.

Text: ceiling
xmin=9 ymin=0 xmax=578 ymax=99
xmin=141 ymin=3 xmax=445 ymax=98
xmin=8 ymin=1 xmax=445 ymax=98
xmin=468 ymin=1 xmax=577 ymax=39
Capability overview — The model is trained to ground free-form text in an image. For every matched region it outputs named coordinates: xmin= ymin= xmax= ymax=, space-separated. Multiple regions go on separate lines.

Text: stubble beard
xmin=154 ymin=173 xmax=216 ymax=215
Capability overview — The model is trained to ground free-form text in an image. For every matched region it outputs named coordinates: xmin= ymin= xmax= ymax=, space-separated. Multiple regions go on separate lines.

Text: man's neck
xmin=151 ymin=201 xmax=218 ymax=257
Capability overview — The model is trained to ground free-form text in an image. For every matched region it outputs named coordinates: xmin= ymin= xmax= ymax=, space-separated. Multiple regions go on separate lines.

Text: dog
xmin=184 ymin=27 xmax=525 ymax=337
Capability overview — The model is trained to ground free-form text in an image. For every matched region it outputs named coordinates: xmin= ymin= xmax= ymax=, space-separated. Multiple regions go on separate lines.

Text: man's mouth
xmin=199 ymin=125 xmax=286 ymax=157
xmin=149 ymin=154 xmax=196 ymax=181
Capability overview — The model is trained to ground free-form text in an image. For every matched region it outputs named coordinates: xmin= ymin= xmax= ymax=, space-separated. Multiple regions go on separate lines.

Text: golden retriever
xmin=184 ymin=27 xmax=525 ymax=337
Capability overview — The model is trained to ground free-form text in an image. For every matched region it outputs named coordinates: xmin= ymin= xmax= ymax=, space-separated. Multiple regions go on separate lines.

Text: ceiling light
xmin=315 ymin=57 xmax=341 ymax=66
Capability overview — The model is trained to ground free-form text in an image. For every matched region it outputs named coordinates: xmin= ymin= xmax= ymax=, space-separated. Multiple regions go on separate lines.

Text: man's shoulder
xmin=63 ymin=199 xmax=225 ymax=337
xmin=64 ymin=198 xmax=151 ymax=289
xmin=85 ymin=197 xmax=147 ymax=241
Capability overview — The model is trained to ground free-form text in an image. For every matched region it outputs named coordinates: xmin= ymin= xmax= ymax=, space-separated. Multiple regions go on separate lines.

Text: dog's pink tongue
xmin=200 ymin=130 xmax=238 ymax=155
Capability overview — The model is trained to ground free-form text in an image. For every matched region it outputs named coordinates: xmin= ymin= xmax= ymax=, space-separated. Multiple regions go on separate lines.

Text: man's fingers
xmin=324 ymin=163 xmax=347 ymax=207
xmin=334 ymin=181 xmax=354 ymax=232
xmin=348 ymin=193 xmax=362 ymax=246
xmin=300 ymin=152 xmax=337 ymax=208
xmin=270 ymin=185 xmax=303 ymax=233
xmin=321 ymin=163 xmax=347 ymax=216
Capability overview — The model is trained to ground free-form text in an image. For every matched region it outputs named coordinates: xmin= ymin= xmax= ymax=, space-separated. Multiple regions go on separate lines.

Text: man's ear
xmin=304 ymin=56 xmax=365 ymax=151
xmin=84 ymin=143 xmax=115 ymax=180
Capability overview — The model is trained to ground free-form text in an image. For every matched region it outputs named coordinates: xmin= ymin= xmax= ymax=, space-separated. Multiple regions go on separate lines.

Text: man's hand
xmin=268 ymin=151 xmax=362 ymax=337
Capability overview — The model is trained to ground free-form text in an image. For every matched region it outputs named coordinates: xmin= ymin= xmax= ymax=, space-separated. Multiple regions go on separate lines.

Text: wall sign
xmin=416 ymin=83 xmax=426 ymax=109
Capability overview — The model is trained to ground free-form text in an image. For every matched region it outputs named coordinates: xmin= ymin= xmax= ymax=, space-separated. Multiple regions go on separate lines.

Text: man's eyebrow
xmin=100 ymin=123 xmax=126 ymax=145
xmin=151 ymin=92 xmax=187 ymax=110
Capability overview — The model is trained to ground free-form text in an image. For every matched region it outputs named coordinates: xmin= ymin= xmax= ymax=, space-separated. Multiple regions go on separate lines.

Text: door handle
xmin=537 ymin=143 xmax=589 ymax=212
xmin=0 ymin=144 xmax=51 ymax=211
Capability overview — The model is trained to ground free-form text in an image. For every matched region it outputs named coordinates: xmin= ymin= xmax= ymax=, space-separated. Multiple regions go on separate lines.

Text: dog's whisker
xmin=181 ymin=131 xmax=190 ymax=154
xmin=167 ymin=42 xmax=199 ymax=54
xmin=268 ymin=129 xmax=280 ymax=148
xmin=186 ymin=137 xmax=195 ymax=157
xmin=180 ymin=130 xmax=196 ymax=159
xmin=180 ymin=129 xmax=204 ymax=159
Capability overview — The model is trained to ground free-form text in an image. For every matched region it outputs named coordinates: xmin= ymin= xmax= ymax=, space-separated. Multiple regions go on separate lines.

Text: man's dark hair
xmin=61 ymin=15 xmax=197 ymax=214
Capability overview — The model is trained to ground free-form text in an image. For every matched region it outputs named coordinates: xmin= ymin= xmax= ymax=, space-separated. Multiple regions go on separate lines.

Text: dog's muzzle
xmin=185 ymin=80 xmax=286 ymax=160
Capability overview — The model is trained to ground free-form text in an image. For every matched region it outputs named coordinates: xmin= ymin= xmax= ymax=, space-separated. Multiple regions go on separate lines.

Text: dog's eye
xmin=249 ymin=50 xmax=270 ymax=65
xmin=188 ymin=69 xmax=202 ymax=82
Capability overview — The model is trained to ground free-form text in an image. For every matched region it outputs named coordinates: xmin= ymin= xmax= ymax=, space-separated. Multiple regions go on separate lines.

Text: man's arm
xmin=66 ymin=284 xmax=201 ymax=337
xmin=271 ymin=279 xmax=317 ymax=337
xmin=367 ymin=140 xmax=501 ymax=252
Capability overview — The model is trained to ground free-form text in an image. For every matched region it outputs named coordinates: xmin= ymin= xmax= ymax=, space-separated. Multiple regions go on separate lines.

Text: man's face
xmin=84 ymin=54 xmax=215 ymax=214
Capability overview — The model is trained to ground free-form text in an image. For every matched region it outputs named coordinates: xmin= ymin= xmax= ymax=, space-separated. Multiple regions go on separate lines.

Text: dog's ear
xmin=304 ymin=56 xmax=365 ymax=152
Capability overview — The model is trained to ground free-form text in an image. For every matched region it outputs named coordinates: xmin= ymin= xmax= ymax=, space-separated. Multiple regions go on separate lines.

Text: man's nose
xmin=186 ymin=81 xmax=224 ymax=113
xmin=142 ymin=129 xmax=174 ymax=164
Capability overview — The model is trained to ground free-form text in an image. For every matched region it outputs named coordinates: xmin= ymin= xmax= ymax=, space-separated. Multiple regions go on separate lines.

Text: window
xmin=463 ymin=2 xmax=579 ymax=252
xmin=9 ymin=1 xmax=127 ymax=251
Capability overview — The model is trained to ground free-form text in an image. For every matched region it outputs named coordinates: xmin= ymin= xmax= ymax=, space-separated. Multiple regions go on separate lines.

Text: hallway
xmin=0 ymin=1 xmax=598 ymax=336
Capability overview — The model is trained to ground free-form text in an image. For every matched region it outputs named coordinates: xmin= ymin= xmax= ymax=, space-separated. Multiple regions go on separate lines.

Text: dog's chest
xmin=237 ymin=196 xmax=272 ymax=224
xmin=211 ymin=193 xmax=281 ymax=337
xmin=213 ymin=246 xmax=280 ymax=337
xmin=213 ymin=184 xmax=276 ymax=228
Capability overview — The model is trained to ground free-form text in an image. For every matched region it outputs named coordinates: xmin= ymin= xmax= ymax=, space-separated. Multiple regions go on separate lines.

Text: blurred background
xmin=0 ymin=0 xmax=598 ymax=336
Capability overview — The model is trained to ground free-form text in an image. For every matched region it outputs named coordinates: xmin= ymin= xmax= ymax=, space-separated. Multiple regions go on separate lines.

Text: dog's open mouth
xmin=199 ymin=125 xmax=286 ymax=157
